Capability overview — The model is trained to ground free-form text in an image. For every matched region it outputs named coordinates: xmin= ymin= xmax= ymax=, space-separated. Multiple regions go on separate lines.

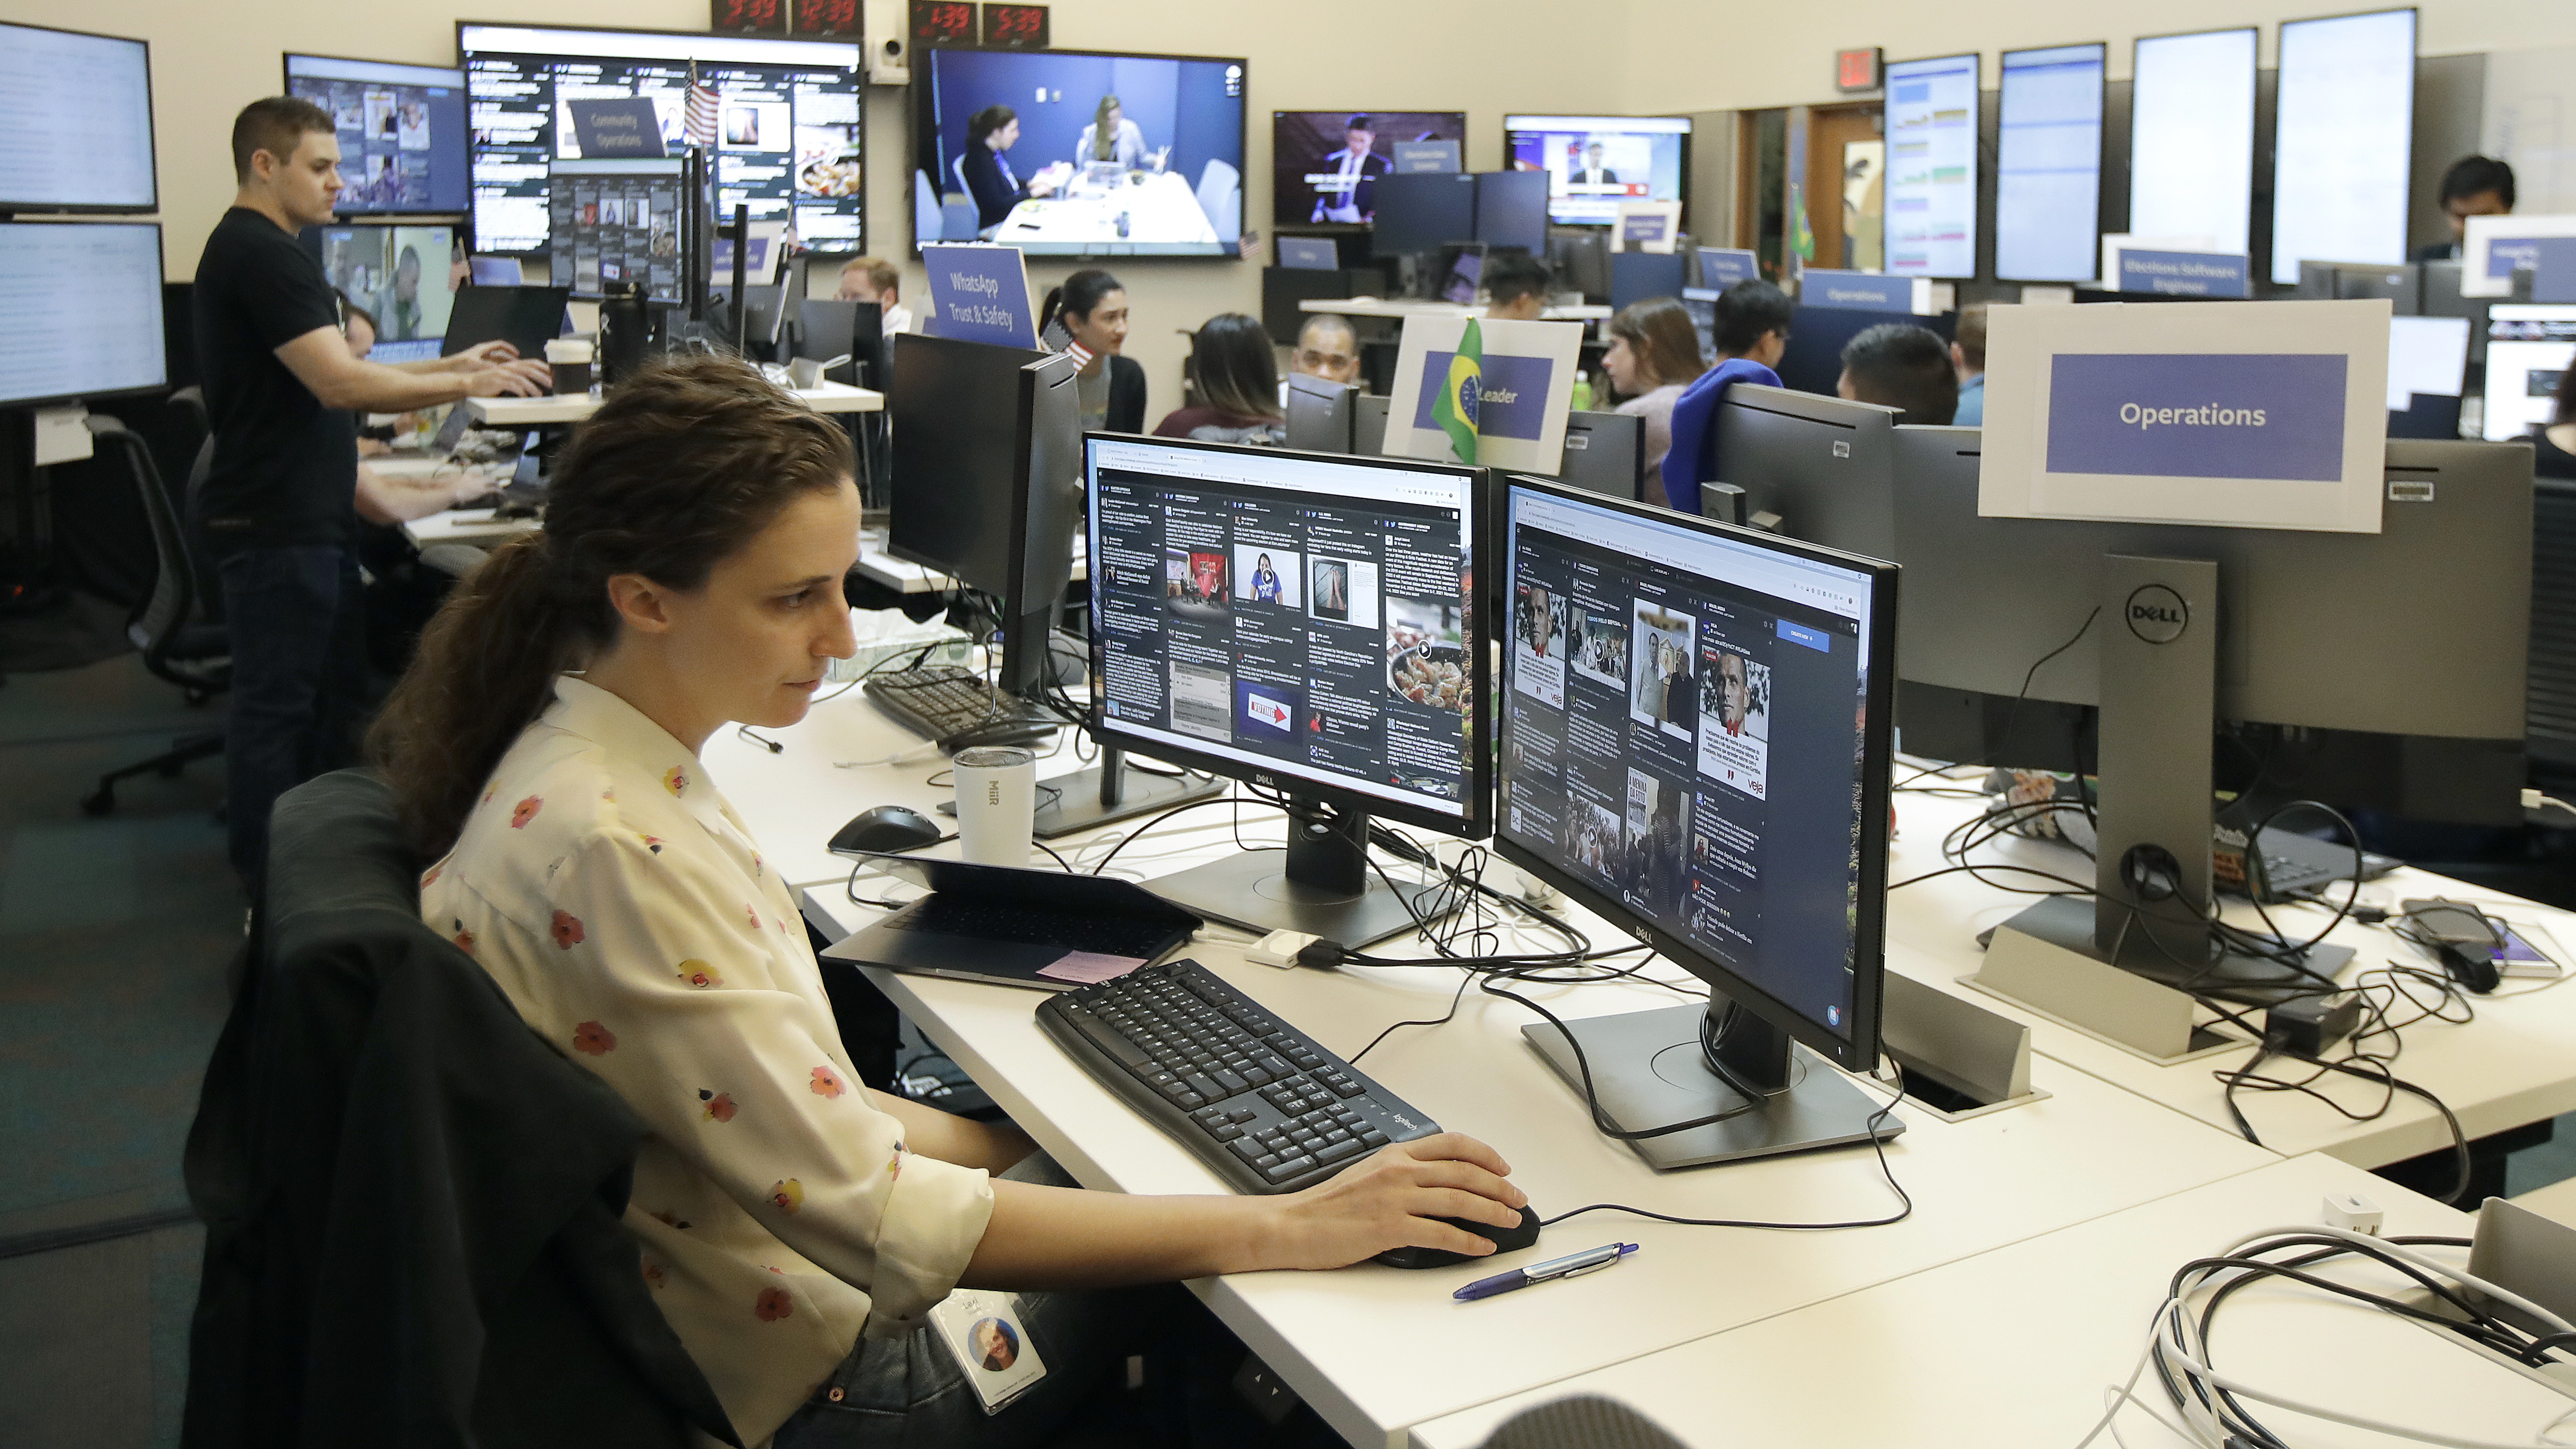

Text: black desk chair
xmin=81 ymin=420 xmax=228 ymax=815
xmin=184 ymin=769 xmax=738 ymax=1447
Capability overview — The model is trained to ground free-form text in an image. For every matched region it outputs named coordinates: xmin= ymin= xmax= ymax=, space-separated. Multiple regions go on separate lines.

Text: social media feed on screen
xmin=913 ymin=48 xmax=1247 ymax=256
xmin=460 ymin=26 xmax=865 ymax=256
xmin=1270 ymin=110 xmax=1466 ymax=228
xmin=288 ymin=55 xmax=474 ymax=215
xmin=1498 ymin=485 xmax=1878 ymax=1043
xmin=1502 ymin=114 xmax=1690 ymax=227
xmin=1087 ymin=443 xmax=1476 ymax=814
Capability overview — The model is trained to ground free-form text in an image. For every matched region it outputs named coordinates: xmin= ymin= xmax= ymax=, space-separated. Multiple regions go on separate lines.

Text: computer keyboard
xmin=1036 ymin=959 xmax=1441 ymax=1194
xmin=863 ymin=664 xmax=1062 ymax=750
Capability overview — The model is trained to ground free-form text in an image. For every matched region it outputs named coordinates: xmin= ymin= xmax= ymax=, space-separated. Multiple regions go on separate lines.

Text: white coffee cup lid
xmin=545 ymin=338 xmax=595 ymax=363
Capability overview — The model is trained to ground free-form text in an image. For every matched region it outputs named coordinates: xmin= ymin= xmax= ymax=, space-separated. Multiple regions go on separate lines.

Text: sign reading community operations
xmin=1977 ymin=300 xmax=2391 ymax=533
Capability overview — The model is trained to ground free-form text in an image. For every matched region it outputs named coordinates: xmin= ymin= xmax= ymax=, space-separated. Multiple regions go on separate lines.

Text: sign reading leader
xmin=1979 ymin=300 xmax=2392 ymax=534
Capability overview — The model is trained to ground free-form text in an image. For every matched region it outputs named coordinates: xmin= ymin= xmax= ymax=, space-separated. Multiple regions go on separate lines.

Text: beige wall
xmin=83 ymin=0 xmax=1621 ymax=415
xmin=1615 ymin=0 xmax=2576 ymax=113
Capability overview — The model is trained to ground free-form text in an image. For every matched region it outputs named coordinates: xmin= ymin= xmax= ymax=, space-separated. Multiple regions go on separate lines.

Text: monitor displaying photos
xmin=1502 ymin=114 xmax=1689 ymax=227
xmin=548 ymin=160 xmax=685 ymax=302
xmin=458 ymin=24 xmax=864 ymax=256
xmin=1271 ymin=110 xmax=1466 ymax=227
xmin=286 ymin=53 xmax=471 ymax=215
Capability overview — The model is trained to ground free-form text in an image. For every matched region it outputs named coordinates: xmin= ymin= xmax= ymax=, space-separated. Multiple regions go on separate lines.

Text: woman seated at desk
xmin=371 ymin=355 xmax=1526 ymax=1449
xmin=1040 ymin=269 xmax=1146 ymax=433
xmin=1072 ymin=94 xmax=1151 ymax=174
xmin=959 ymin=104 xmax=1057 ymax=234
xmin=1154 ymin=314 xmax=1287 ymax=445
xmin=1600 ymin=296 xmax=1711 ymax=509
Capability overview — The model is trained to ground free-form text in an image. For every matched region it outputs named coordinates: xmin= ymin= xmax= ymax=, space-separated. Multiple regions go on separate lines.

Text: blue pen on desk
xmin=1453 ymin=1243 xmax=1638 ymax=1302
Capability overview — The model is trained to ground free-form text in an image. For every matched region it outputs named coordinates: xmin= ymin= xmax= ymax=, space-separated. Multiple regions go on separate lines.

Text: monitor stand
xmin=1523 ymin=999 xmax=1903 ymax=1171
xmin=1141 ymin=794 xmax=1451 ymax=948
xmin=1033 ymin=742 xmax=1224 ymax=839
xmin=1986 ymin=553 xmax=2354 ymax=1007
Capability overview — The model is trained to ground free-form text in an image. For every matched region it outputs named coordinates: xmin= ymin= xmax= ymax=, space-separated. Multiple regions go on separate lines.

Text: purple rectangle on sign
xmin=2488 ymin=236 xmax=2547 ymax=280
xmin=2534 ymin=238 xmax=2576 ymax=304
xmin=1411 ymin=352 xmax=1555 ymax=440
xmin=2045 ymin=354 xmax=2347 ymax=481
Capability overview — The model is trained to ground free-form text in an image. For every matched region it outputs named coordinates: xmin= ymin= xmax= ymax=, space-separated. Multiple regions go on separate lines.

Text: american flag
xmin=684 ymin=61 xmax=720 ymax=149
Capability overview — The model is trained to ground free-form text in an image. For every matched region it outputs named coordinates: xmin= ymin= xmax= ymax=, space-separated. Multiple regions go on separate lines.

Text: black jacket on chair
xmin=182 ymin=768 xmax=739 ymax=1449
xmin=1107 ymin=354 xmax=1148 ymax=434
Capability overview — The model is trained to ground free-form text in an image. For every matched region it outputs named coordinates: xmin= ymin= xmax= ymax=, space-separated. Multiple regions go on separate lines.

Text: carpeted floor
xmin=1 ymin=652 xmax=241 ymax=1449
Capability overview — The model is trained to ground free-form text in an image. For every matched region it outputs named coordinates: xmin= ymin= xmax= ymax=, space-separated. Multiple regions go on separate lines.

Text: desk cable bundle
xmin=2078 ymin=1222 xmax=2576 ymax=1449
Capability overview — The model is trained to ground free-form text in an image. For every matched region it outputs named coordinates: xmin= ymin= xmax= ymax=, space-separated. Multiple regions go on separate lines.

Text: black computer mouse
xmin=831 ymin=804 xmax=944 ymax=854
xmin=1374 ymin=1205 xmax=1542 ymax=1270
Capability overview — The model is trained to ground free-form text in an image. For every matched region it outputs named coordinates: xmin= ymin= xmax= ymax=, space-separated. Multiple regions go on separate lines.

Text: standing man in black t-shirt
xmin=196 ymin=97 xmax=548 ymax=892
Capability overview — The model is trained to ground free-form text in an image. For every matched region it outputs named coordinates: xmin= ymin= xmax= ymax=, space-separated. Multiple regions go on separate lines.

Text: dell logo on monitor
xmin=2125 ymin=584 xmax=2190 ymax=645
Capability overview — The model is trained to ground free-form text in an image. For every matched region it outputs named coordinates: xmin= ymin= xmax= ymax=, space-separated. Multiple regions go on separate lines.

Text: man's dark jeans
xmin=217 ymin=544 xmax=368 ymax=893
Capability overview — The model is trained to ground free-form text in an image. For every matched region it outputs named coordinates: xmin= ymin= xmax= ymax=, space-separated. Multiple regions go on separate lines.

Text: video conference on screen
xmin=288 ymin=60 xmax=471 ymax=215
xmin=1503 ymin=116 xmax=1688 ymax=227
xmin=461 ymin=27 xmax=864 ymax=256
xmin=1270 ymin=111 xmax=1465 ymax=228
xmin=1089 ymin=462 xmax=1475 ymax=812
xmin=912 ymin=47 xmax=1246 ymax=256
xmin=317 ymin=225 xmax=457 ymax=347
xmin=1499 ymin=507 xmax=1870 ymax=1038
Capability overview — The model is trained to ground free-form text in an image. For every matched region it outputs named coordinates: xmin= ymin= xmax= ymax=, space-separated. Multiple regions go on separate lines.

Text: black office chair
xmin=81 ymin=421 xmax=228 ymax=815
xmin=1476 ymin=1395 xmax=1690 ymax=1448
xmin=2530 ymin=477 xmax=2576 ymax=783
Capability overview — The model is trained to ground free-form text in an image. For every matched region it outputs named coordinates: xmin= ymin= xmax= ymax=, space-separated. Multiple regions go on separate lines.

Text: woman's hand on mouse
xmin=1264 ymin=1133 xmax=1526 ymax=1270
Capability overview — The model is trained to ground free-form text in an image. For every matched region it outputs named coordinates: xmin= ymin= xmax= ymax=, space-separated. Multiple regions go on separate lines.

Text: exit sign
xmin=1836 ymin=47 xmax=1883 ymax=93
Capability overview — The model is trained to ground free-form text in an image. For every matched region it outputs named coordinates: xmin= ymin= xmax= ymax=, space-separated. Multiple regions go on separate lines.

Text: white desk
xmin=780 ymin=786 xmax=2279 ymax=1449
xmin=1409 ymin=1151 xmax=2568 ymax=1449
xmin=466 ymin=379 xmax=883 ymax=428
xmin=1299 ymin=298 xmax=1612 ymax=323
xmin=995 ymin=171 xmax=1220 ymax=254
xmin=1882 ymin=772 xmax=2576 ymax=1168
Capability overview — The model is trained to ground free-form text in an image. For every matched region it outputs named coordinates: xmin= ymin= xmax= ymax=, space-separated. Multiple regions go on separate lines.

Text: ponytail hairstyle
xmin=1039 ymin=267 xmax=1126 ymax=340
xmin=368 ymin=353 xmax=854 ymax=858
xmin=1090 ymin=95 xmax=1122 ymax=161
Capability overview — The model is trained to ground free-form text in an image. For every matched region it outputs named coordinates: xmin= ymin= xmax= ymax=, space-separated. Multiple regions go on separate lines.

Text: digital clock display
xmin=794 ymin=0 xmax=860 ymax=35
xmin=711 ymin=0 xmax=787 ymax=34
xmin=911 ymin=0 xmax=978 ymax=44
xmin=981 ymin=3 xmax=1049 ymax=49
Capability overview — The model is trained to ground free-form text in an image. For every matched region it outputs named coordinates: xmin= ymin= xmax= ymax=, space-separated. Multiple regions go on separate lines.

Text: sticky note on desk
xmin=1037 ymin=951 xmax=1144 ymax=985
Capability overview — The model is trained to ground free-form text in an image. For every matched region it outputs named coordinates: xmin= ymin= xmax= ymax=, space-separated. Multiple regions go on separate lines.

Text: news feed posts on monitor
xmin=1978 ymin=300 xmax=2392 ymax=534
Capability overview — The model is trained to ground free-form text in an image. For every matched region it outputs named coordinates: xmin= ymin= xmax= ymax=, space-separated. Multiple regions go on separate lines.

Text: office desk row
xmin=672 ymin=676 xmax=2576 ymax=1447
xmin=462 ymin=377 xmax=883 ymax=428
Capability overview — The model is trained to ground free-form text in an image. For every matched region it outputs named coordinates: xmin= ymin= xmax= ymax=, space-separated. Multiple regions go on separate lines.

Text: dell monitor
xmin=1494 ymin=473 xmax=1901 ymax=1168
xmin=304 ymin=222 xmax=458 ymax=363
xmin=1272 ymin=110 xmax=1465 ymax=228
xmin=1773 ymin=304 xmax=1955 ymax=398
xmin=1502 ymin=115 xmax=1690 ymax=228
xmin=1285 ymin=374 xmax=1360 ymax=453
xmin=457 ymin=24 xmax=865 ymax=256
xmin=0 ymin=23 xmax=155 ymax=214
xmin=1545 ymin=410 xmax=1643 ymax=502
xmin=0 ymin=222 xmax=166 ymax=408
xmin=910 ymin=46 xmax=1247 ymax=255
xmin=284 ymin=53 xmax=471 ymax=216
xmin=1698 ymin=385 xmax=1901 ymax=557
xmin=1084 ymin=435 xmax=1487 ymax=944
xmin=1609 ymin=252 xmax=1687 ymax=313
xmin=1888 ymin=426 xmax=2532 ymax=999
xmin=1473 ymin=171 xmax=1550 ymax=255
xmin=1371 ymin=172 xmax=1478 ymax=260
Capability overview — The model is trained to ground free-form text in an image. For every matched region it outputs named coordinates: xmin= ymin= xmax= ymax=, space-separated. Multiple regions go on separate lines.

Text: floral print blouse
xmin=421 ymin=676 xmax=994 ymax=1445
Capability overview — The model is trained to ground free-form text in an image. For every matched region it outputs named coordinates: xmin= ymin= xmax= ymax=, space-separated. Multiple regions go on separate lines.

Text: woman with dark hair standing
xmin=959 ymin=103 xmax=1055 ymax=233
xmin=372 ymin=355 xmax=1523 ymax=1448
xmin=2534 ymin=367 xmax=2576 ymax=481
xmin=1601 ymin=296 xmax=1710 ymax=508
xmin=1153 ymin=313 xmax=1286 ymax=445
xmin=1039 ymin=268 xmax=1143 ymax=432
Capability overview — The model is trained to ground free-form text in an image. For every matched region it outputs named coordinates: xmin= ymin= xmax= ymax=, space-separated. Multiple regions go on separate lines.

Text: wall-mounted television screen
xmin=1271 ymin=110 xmax=1465 ymax=228
xmin=1502 ymin=114 xmax=1689 ymax=227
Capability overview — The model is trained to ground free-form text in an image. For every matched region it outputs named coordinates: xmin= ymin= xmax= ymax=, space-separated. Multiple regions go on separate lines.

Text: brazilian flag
xmin=1432 ymin=318 xmax=1483 ymax=465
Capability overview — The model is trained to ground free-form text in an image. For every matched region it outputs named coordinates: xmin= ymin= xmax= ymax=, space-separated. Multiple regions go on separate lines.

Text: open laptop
xmin=821 ymin=854 xmax=1202 ymax=990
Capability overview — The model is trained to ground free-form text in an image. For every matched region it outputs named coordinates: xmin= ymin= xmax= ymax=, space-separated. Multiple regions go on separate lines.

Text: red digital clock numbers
xmin=911 ymin=0 xmax=978 ymax=44
xmin=981 ymin=3 xmax=1049 ymax=49
xmin=793 ymin=0 xmax=860 ymax=35
xmin=711 ymin=0 xmax=786 ymax=35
